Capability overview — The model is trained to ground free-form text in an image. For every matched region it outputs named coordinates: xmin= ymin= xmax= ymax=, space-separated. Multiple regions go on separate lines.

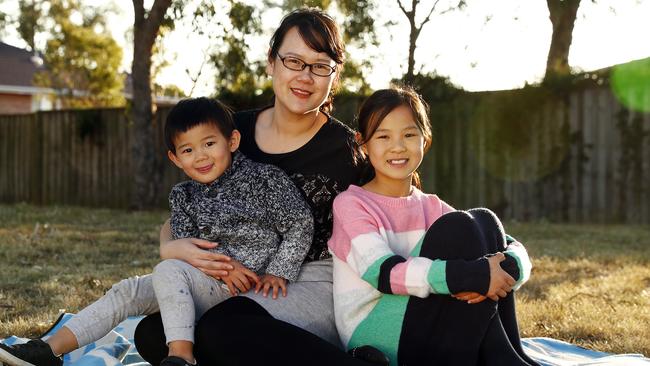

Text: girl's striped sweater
xmin=328 ymin=185 xmax=532 ymax=361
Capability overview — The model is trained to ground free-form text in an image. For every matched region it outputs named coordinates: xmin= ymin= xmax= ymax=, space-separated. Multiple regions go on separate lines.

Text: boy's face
xmin=167 ymin=123 xmax=240 ymax=184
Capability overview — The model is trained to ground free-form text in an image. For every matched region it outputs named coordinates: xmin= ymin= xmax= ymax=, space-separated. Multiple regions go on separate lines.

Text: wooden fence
xmin=0 ymin=108 xmax=183 ymax=208
xmin=421 ymin=84 xmax=650 ymax=224
xmin=1 ymin=83 xmax=649 ymax=223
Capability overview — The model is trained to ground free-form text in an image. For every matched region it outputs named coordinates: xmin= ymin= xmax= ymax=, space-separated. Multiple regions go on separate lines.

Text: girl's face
xmin=267 ymin=27 xmax=338 ymax=116
xmin=362 ymin=105 xmax=426 ymax=186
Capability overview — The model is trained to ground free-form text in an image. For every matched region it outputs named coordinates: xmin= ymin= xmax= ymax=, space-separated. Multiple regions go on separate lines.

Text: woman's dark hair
xmin=356 ymin=86 xmax=433 ymax=189
xmin=268 ymin=8 xmax=345 ymax=114
xmin=164 ymin=97 xmax=235 ymax=153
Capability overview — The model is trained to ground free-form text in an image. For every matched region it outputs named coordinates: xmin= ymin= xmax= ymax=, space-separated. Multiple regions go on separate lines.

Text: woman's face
xmin=267 ymin=26 xmax=338 ymax=116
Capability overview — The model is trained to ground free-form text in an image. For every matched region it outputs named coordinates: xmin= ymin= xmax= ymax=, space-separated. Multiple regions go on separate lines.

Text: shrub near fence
xmin=0 ymin=81 xmax=649 ymax=223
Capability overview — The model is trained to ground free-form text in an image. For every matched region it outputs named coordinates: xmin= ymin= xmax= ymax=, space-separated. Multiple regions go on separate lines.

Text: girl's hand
xmin=486 ymin=252 xmax=516 ymax=301
xmin=161 ymin=237 xmax=234 ymax=279
xmin=453 ymin=292 xmax=487 ymax=304
xmin=255 ymin=274 xmax=287 ymax=299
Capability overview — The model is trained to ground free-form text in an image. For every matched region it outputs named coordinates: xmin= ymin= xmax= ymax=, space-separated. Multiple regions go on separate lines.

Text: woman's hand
xmin=453 ymin=292 xmax=487 ymax=304
xmin=255 ymin=274 xmax=288 ymax=299
xmin=485 ymin=252 xmax=516 ymax=301
xmin=159 ymin=218 xmax=233 ymax=279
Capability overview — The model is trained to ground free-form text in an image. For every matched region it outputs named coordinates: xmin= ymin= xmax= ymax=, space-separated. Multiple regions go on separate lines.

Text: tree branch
xmin=419 ymin=0 xmax=441 ymax=29
xmin=397 ymin=0 xmax=409 ymax=17
xmin=143 ymin=0 xmax=172 ymax=43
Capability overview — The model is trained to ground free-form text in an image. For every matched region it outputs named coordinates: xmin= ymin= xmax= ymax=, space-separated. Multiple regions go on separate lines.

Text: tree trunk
xmin=545 ymin=0 xmax=581 ymax=81
xmin=130 ymin=0 xmax=172 ymax=209
xmin=406 ymin=18 xmax=417 ymax=83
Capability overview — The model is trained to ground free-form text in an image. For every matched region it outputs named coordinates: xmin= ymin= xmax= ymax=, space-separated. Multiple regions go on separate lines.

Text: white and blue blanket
xmin=2 ymin=313 xmax=649 ymax=365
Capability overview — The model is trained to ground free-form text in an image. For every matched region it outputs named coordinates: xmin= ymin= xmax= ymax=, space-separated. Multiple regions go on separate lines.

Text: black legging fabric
xmin=397 ymin=208 xmax=536 ymax=366
xmin=134 ymin=208 xmax=537 ymax=366
xmin=135 ymin=297 xmax=373 ymax=366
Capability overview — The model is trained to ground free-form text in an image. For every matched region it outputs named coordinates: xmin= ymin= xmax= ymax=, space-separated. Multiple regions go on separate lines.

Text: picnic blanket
xmin=2 ymin=313 xmax=649 ymax=365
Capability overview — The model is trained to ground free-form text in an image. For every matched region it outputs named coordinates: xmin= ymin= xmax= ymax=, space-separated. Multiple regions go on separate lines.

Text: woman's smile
xmin=290 ymin=87 xmax=312 ymax=98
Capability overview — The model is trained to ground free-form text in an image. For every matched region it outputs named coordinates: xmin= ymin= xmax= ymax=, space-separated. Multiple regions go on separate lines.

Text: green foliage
xmin=154 ymin=83 xmax=187 ymax=98
xmin=196 ymin=1 xmax=264 ymax=94
xmin=337 ymin=0 xmax=377 ymax=44
xmin=282 ymin=0 xmax=333 ymax=11
xmin=395 ymin=72 xmax=462 ymax=104
xmin=611 ymin=57 xmax=650 ymax=113
xmin=17 ymin=0 xmax=44 ymax=51
xmin=33 ymin=0 xmax=124 ymax=108
xmin=7 ymin=0 xmax=125 ymax=108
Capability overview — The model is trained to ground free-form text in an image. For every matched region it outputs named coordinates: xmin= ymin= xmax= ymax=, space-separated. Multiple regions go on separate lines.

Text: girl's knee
xmin=433 ymin=210 xmax=476 ymax=227
xmin=467 ymin=208 xmax=502 ymax=232
xmin=422 ymin=211 xmax=487 ymax=259
xmin=467 ymin=208 xmax=506 ymax=252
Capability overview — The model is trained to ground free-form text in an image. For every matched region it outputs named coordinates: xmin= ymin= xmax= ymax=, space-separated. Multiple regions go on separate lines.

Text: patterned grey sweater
xmin=169 ymin=151 xmax=313 ymax=281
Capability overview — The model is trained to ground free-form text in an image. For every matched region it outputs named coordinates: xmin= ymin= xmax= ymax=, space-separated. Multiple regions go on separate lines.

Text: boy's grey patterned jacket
xmin=169 ymin=151 xmax=314 ymax=281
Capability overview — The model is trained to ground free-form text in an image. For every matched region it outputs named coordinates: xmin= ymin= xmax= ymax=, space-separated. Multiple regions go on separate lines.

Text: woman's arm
xmin=159 ymin=218 xmax=234 ymax=278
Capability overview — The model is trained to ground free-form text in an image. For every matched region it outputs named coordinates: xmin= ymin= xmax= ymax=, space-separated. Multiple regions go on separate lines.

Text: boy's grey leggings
xmin=64 ymin=259 xmax=231 ymax=347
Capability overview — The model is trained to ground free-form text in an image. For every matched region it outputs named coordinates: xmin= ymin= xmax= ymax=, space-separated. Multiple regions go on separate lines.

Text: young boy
xmin=0 ymin=97 xmax=313 ymax=366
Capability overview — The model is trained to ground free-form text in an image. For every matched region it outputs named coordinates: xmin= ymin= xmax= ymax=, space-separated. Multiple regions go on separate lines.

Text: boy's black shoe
xmin=0 ymin=339 xmax=62 ymax=366
xmin=159 ymin=356 xmax=197 ymax=366
xmin=348 ymin=345 xmax=390 ymax=365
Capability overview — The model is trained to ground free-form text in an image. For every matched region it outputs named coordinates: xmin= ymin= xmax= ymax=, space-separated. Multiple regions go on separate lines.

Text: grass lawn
xmin=1 ymin=203 xmax=649 ymax=357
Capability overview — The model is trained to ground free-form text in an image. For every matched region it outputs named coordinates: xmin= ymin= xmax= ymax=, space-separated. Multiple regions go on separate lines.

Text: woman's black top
xmin=234 ymin=108 xmax=365 ymax=262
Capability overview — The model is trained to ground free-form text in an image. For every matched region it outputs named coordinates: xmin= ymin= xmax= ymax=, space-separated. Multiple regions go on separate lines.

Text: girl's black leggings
xmin=134 ymin=208 xmax=537 ymax=366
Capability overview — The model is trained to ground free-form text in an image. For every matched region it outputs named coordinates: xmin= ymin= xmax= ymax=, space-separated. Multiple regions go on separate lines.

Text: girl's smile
xmin=387 ymin=158 xmax=409 ymax=166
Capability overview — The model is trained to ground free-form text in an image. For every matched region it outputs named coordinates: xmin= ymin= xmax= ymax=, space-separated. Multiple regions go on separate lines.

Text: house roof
xmin=0 ymin=42 xmax=45 ymax=88
xmin=0 ymin=41 xmax=181 ymax=105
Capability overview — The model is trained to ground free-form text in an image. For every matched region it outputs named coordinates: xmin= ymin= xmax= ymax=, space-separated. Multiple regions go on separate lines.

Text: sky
xmin=2 ymin=0 xmax=649 ymax=96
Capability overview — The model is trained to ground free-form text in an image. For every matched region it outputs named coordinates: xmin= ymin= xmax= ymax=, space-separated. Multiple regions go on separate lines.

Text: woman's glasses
xmin=277 ymin=54 xmax=336 ymax=77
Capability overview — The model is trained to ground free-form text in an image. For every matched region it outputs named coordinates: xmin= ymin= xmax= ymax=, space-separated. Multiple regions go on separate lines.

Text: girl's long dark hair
xmin=356 ymin=86 xmax=432 ymax=189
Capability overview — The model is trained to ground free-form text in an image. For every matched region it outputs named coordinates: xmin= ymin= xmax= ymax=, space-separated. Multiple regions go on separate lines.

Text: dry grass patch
xmin=0 ymin=203 xmax=166 ymax=337
xmin=508 ymin=221 xmax=650 ymax=356
xmin=0 ymin=205 xmax=649 ymax=357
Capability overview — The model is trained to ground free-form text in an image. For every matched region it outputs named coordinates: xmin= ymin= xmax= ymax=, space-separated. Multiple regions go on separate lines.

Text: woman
xmin=134 ymin=8 xmax=382 ymax=366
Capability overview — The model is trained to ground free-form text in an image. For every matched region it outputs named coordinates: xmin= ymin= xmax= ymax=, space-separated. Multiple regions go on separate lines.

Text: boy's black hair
xmin=164 ymin=97 xmax=235 ymax=153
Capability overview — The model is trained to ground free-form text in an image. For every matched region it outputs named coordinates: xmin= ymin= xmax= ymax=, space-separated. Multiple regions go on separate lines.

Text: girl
xmin=328 ymin=87 xmax=538 ymax=366
xmin=134 ymin=8 xmax=386 ymax=365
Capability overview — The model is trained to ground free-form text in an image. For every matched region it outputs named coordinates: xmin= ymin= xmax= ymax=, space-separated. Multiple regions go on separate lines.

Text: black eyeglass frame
xmin=277 ymin=54 xmax=337 ymax=77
